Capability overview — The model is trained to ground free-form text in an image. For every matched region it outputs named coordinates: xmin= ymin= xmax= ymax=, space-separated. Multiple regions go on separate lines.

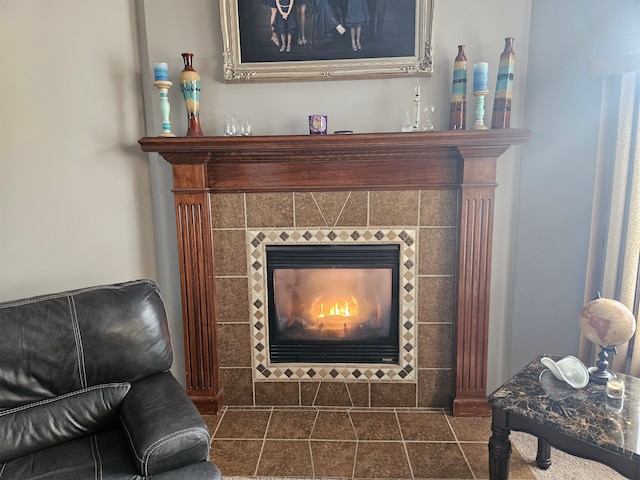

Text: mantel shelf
xmin=139 ymin=129 xmax=532 ymax=194
xmin=139 ymin=129 xmax=532 ymax=163
xmin=140 ymin=128 xmax=532 ymax=416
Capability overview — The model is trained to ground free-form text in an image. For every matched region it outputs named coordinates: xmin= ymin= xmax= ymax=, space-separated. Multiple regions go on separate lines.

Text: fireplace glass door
xmin=266 ymin=244 xmax=400 ymax=364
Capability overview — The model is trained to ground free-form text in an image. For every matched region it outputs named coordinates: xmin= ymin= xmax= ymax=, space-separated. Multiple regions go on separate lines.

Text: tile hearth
xmin=205 ymin=407 xmax=536 ymax=480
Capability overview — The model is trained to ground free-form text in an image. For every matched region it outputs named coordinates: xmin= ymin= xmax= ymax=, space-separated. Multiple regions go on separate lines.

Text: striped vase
xmin=491 ymin=38 xmax=515 ymax=129
xmin=448 ymin=45 xmax=467 ymax=130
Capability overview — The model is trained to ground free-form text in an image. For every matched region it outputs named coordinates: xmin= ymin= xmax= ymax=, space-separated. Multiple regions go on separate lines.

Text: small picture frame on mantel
xmin=219 ymin=0 xmax=434 ymax=83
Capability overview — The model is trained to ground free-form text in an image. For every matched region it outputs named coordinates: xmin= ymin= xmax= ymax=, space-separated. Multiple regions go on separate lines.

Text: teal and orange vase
xmin=180 ymin=53 xmax=204 ymax=137
xmin=491 ymin=38 xmax=515 ymax=129
xmin=448 ymin=45 xmax=467 ymax=130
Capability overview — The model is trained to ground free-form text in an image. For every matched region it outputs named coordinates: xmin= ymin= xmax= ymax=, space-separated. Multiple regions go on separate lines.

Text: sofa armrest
xmin=120 ymin=372 xmax=211 ymax=477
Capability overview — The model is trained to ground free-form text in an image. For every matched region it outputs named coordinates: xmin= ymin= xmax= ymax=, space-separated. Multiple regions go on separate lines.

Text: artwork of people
xmin=313 ymin=0 xmax=346 ymax=40
xmin=345 ymin=0 xmax=370 ymax=51
xmin=238 ymin=0 xmax=414 ymax=63
xmin=296 ymin=0 xmax=309 ymax=45
xmin=273 ymin=0 xmax=298 ymax=52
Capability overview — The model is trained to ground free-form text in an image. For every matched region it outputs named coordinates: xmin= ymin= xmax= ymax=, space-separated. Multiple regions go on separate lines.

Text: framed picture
xmin=219 ymin=0 xmax=434 ymax=82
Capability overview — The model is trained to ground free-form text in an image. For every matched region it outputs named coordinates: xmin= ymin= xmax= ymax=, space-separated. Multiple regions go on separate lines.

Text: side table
xmin=488 ymin=355 xmax=640 ymax=479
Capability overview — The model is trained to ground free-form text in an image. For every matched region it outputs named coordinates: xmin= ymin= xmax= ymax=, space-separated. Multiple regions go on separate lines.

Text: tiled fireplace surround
xmin=215 ymin=190 xmax=456 ymax=409
xmin=139 ymin=130 xmax=531 ymax=417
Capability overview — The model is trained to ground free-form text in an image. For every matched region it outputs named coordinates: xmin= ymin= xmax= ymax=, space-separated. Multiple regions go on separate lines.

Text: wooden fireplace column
xmin=140 ymin=129 xmax=531 ymax=416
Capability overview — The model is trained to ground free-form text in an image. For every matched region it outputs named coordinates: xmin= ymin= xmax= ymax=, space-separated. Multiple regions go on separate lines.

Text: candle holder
xmin=153 ymin=80 xmax=176 ymax=137
xmin=472 ymin=90 xmax=490 ymax=130
xmin=412 ymin=81 xmax=421 ymax=131
xmin=423 ymin=104 xmax=435 ymax=131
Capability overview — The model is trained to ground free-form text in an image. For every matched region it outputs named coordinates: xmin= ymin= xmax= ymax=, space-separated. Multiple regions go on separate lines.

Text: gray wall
xmin=12 ymin=0 xmax=617 ymax=390
xmin=508 ymin=0 xmax=640 ymax=375
xmin=0 ymin=1 xmax=156 ymax=300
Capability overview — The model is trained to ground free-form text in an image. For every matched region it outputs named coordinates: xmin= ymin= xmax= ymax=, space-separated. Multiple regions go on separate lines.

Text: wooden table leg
xmin=536 ymin=438 xmax=552 ymax=469
xmin=489 ymin=408 xmax=511 ymax=480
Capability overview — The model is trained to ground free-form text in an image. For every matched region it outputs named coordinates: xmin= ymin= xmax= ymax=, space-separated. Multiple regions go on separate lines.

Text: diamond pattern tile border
xmin=248 ymin=228 xmax=417 ymax=382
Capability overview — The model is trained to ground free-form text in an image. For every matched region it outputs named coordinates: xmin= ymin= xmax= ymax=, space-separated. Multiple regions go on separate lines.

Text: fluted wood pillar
xmin=453 ymin=147 xmax=502 ymax=416
xmin=171 ymin=162 xmax=222 ymax=414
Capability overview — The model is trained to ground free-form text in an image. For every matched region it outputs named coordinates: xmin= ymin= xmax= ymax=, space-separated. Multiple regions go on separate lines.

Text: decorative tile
xmin=212 ymin=230 xmax=247 ymax=276
xmin=300 ymin=381 xmax=320 ymax=405
xmin=211 ymin=193 xmax=245 ymax=228
xmin=314 ymin=382 xmax=353 ymax=406
xmin=418 ymin=276 xmax=455 ymax=324
xmin=257 ymin=440 xmax=314 ymax=477
xmin=334 ymin=191 xmax=368 ymax=227
xmin=350 ymin=410 xmax=402 ymax=440
xmin=214 ymin=409 xmax=271 ymax=439
xmin=370 ymin=382 xmax=417 ymax=407
xmin=346 ymin=382 xmax=370 ymax=407
xmin=266 ymin=409 xmax=317 ymax=439
xmin=246 ymin=193 xmax=294 ymax=228
xmin=354 ymin=441 xmax=413 ymax=479
xmin=311 ymin=410 xmax=357 ymax=440
xmin=216 ymin=278 xmax=249 ymax=323
xmin=218 ymin=323 xmax=252 ymax=368
xmin=418 ymin=323 xmax=454 ymax=369
xmin=419 ymin=189 xmax=458 ymax=227
xmin=254 ymin=381 xmax=299 ymax=406
xmin=310 ymin=440 xmax=357 ymax=478
xmin=219 ymin=368 xmax=254 ymax=406
xmin=209 ymin=439 xmax=262 ymax=476
xmin=370 ymin=191 xmax=420 ymax=226
xmin=417 ymin=369 xmax=452 ymax=408
xmin=248 ymin=228 xmax=417 ymax=384
xmin=405 ymin=442 xmax=474 ymax=479
xmin=397 ymin=411 xmax=456 ymax=441
xmin=448 ymin=416 xmax=492 ymax=442
xmin=418 ymin=227 xmax=456 ymax=276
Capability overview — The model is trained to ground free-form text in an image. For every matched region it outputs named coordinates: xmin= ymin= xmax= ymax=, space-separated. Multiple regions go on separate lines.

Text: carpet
xmin=510 ymin=431 xmax=626 ymax=480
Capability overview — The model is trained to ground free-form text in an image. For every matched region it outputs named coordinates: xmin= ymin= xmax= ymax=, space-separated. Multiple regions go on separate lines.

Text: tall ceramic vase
xmin=491 ymin=38 xmax=515 ymax=129
xmin=180 ymin=53 xmax=204 ymax=137
xmin=448 ymin=45 xmax=467 ymax=130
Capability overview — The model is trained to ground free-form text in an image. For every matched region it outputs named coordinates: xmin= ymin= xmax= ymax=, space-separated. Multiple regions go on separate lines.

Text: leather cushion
xmin=0 ymin=280 xmax=172 ymax=409
xmin=1 ymin=426 xmax=223 ymax=480
xmin=0 ymin=382 xmax=130 ymax=462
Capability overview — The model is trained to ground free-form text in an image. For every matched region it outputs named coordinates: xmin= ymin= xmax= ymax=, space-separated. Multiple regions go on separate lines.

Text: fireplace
xmin=266 ymin=244 xmax=400 ymax=364
xmin=139 ymin=129 xmax=532 ymax=415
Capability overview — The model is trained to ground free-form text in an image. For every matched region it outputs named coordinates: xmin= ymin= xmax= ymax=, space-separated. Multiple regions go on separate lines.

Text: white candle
xmin=154 ymin=62 xmax=169 ymax=81
xmin=473 ymin=62 xmax=489 ymax=92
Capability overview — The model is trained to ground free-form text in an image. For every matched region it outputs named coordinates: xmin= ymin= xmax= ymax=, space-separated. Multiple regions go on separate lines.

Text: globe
xmin=579 ymin=298 xmax=636 ymax=347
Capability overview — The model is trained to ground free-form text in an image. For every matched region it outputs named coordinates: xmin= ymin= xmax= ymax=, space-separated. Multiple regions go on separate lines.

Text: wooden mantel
xmin=140 ymin=129 xmax=531 ymax=416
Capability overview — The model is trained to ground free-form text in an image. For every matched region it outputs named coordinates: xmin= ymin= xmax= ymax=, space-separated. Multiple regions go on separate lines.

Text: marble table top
xmin=489 ymin=355 xmax=640 ymax=462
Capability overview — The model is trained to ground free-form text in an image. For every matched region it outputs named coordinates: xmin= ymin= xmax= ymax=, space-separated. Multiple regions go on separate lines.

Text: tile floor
xmin=205 ymin=407 xmax=537 ymax=479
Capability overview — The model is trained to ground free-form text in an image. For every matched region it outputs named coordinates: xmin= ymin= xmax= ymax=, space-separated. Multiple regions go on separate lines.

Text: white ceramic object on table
xmin=540 ymin=355 xmax=589 ymax=388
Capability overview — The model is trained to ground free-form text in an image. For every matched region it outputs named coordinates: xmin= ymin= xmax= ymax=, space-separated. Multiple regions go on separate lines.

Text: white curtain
xmin=580 ymin=52 xmax=640 ymax=375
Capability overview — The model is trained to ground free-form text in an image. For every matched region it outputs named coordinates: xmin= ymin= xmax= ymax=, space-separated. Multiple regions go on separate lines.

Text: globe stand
xmin=588 ymin=345 xmax=618 ymax=384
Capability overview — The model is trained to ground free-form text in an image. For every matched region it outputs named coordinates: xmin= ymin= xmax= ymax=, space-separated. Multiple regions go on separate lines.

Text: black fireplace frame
xmin=265 ymin=244 xmax=401 ymax=364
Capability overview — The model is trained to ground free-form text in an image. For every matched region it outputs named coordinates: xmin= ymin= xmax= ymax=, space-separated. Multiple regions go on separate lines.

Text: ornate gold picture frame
xmin=220 ymin=0 xmax=434 ymax=82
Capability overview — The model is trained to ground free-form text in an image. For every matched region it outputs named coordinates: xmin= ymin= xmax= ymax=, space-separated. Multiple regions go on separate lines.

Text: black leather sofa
xmin=0 ymin=279 xmax=222 ymax=479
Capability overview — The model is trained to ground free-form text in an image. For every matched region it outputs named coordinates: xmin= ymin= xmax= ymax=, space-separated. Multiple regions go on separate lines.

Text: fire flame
xmin=316 ymin=297 xmax=359 ymax=318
